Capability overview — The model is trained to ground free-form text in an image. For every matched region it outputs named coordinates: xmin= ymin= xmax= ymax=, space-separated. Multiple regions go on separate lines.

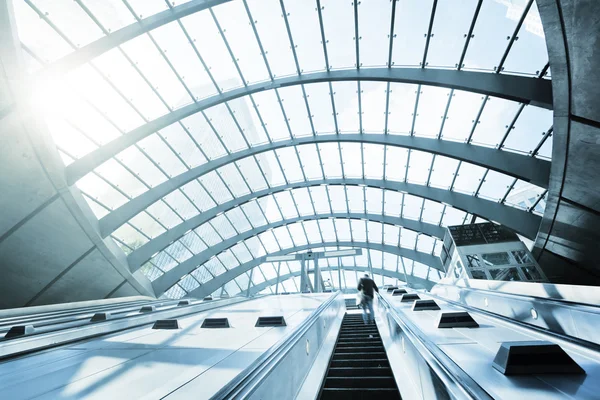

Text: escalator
xmin=318 ymin=312 xmax=401 ymax=399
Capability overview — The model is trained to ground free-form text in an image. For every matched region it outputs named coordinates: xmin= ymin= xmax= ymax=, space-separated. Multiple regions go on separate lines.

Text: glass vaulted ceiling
xmin=14 ymin=0 xmax=551 ymax=299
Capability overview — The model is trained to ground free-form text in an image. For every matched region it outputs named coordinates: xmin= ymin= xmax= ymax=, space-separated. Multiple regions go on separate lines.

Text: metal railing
xmin=210 ymin=292 xmax=342 ymax=399
xmin=377 ymin=293 xmax=493 ymax=400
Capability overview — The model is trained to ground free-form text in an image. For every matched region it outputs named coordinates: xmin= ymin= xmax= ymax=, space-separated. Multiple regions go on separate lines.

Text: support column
xmin=275 ymin=262 xmax=281 ymax=294
xmin=313 ymin=258 xmax=322 ymax=293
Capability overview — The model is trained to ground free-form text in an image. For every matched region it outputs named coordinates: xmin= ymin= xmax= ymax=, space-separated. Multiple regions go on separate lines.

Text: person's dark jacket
xmin=357 ymin=277 xmax=379 ymax=298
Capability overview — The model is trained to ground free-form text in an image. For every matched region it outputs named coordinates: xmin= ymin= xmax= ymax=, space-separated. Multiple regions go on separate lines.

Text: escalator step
xmin=324 ymin=376 xmax=397 ymax=389
xmin=320 ymin=388 xmax=401 ymax=400
xmin=335 ymin=346 xmax=385 ymax=353
xmin=332 ymin=352 xmax=387 ymax=360
xmin=336 ymin=341 xmax=380 ymax=347
xmin=330 ymin=359 xmax=390 ymax=368
xmin=327 ymin=367 xmax=393 ymax=377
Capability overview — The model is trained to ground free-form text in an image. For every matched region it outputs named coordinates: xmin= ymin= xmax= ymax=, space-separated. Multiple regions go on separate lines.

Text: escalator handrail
xmin=377 ymin=293 xmax=493 ymax=400
xmin=210 ymin=291 xmax=342 ymax=400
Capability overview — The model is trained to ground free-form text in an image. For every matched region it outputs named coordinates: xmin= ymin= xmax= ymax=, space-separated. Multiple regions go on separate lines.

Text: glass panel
xmin=384 ymin=147 xmax=408 ymax=181
xmin=276 ymin=147 xmax=304 ymax=182
xmin=442 ymin=91 xmax=485 ymax=142
xmin=14 ymin=3 xmax=77 ymax=62
xmin=429 ymin=156 xmax=459 ymax=189
xmin=182 ymin=180 xmax=216 ymax=212
xmin=332 ymin=82 xmax=360 ymax=133
xmin=421 ymin=200 xmax=444 ymax=224
xmin=259 ymin=196 xmax=282 ymax=223
xmin=365 ymin=187 xmax=383 ymax=214
xmin=120 ymin=34 xmax=190 ymax=109
xmin=180 ymin=10 xmax=242 ymax=91
xmin=477 ymin=171 xmax=514 ymax=202
xmin=334 ymin=219 xmax=352 ymax=241
xmin=137 ymin=134 xmax=187 ymax=177
xmin=384 ymin=224 xmax=400 ymax=245
xmin=346 ymin=186 xmax=365 ymax=214
xmin=502 ymin=2 xmax=548 ymax=76
xmin=414 ymin=86 xmax=451 ymax=138
xmin=67 ymin=65 xmax=144 ymax=132
xmin=288 ymin=223 xmax=308 ymax=246
xmin=182 ymin=113 xmax=226 ymax=160
xmin=241 ymin=200 xmax=268 ymax=228
xmin=274 ymin=191 xmax=298 ymax=219
xmin=218 ymin=164 xmax=250 ymax=198
xmin=236 ymin=158 xmax=268 ymax=192
xmin=318 ymin=144 xmax=343 ymax=178
xmin=228 ymin=97 xmax=270 ymax=147
xmin=452 ymin=163 xmax=486 ymax=194
xmin=305 ymin=83 xmax=336 ymax=134
xmin=93 ymin=48 xmax=169 ymax=121
xmin=481 ymin=252 xmax=511 ymax=267
xmin=400 ymin=229 xmax=417 ymax=249
xmin=521 ymin=265 xmax=543 ymax=281
xmin=350 ymin=220 xmax=367 ymax=242
xmin=489 ymin=267 xmax=522 ymax=281
xmin=505 ymin=181 xmax=546 ymax=213
xmin=321 ymin=0 xmax=355 ymax=69
xmin=150 ymin=21 xmax=217 ymax=103
xmin=292 ymin=188 xmax=315 ymax=216
xmin=284 ymin=0 xmax=326 ymax=72
xmin=319 ymin=219 xmax=337 ymax=242
xmin=512 ymin=250 xmax=532 ymax=264
xmin=310 ymin=186 xmax=331 ymax=214
xmin=199 ymin=171 xmax=233 ymax=204
xmin=203 ymin=104 xmax=248 ymax=153
xmin=503 ymin=105 xmax=553 ymax=155
xmin=256 ymin=151 xmax=286 ymax=187
xmin=471 ymin=269 xmax=487 ymax=280
xmin=163 ymin=189 xmax=198 ymax=221
xmin=79 ymin=0 xmax=137 ymax=33
xmin=328 ymin=186 xmax=348 ymax=212
xmin=470 ymin=99 xmax=522 ymax=148
xmin=251 ymin=90 xmax=292 ymax=142
xmin=246 ymin=0 xmax=297 ymax=77
xmin=273 ymin=226 xmax=294 ymax=249
xmin=407 ymin=150 xmax=433 ymax=184
xmin=363 ymin=144 xmax=384 ymax=179
xmin=181 ymin=231 xmax=208 ymax=254
xmin=367 ymin=221 xmax=383 ymax=243
xmin=463 ymin=1 xmax=522 ymax=72
xmin=213 ymin=1 xmax=270 ymax=84
xmin=384 ymin=191 xmax=402 ymax=217
xmin=361 ymin=82 xmax=387 ymax=133
xmin=278 ymin=85 xmax=312 ymax=137
xmin=297 ymin=144 xmax=324 ymax=181
xmin=302 ymin=220 xmax=322 ymax=244
xmin=340 ymin=143 xmax=362 ymax=178
xmin=358 ymin=0 xmax=392 ymax=67
xmin=387 ymin=83 xmax=418 ymax=134
xmin=391 ymin=0 xmax=434 ymax=67
xmin=211 ymin=215 xmax=237 ymax=239
xmin=195 ymin=222 xmax=222 ymax=246
xmin=426 ymin=0 xmax=479 ymax=68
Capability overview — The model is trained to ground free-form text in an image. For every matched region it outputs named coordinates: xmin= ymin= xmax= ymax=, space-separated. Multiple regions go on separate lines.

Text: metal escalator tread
xmin=318 ymin=313 xmax=401 ymax=400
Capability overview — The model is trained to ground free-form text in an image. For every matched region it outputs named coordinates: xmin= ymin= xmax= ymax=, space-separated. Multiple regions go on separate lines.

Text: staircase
xmin=318 ymin=312 xmax=401 ymax=399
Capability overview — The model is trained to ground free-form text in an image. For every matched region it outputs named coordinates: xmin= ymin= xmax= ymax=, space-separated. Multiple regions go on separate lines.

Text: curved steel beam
xmin=37 ymin=0 xmax=232 ymax=78
xmin=152 ymin=216 xmax=443 ymax=296
xmin=113 ymin=180 xmax=540 ymax=259
xmin=247 ymin=266 xmax=434 ymax=296
xmin=66 ymin=69 xmax=552 ymax=184
xmin=97 ymin=135 xmax=549 ymax=236
xmin=185 ymin=242 xmax=438 ymax=299
xmin=130 ymin=210 xmax=445 ymax=271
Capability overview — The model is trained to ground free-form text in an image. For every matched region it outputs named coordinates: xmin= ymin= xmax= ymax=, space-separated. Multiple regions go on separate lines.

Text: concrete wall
xmin=0 ymin=0 xmax=154 ymax=308
xmin=534 ymin=0 xmax=600 ymax=284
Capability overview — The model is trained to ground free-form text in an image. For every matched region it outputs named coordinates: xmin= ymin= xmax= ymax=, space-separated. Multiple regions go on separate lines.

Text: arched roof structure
xmin=9 ymin=0 xmax=553 ymax=298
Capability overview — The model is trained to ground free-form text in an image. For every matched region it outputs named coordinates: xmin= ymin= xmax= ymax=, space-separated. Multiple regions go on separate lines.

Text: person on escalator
xmin=357 ymin=274 xmax=379 ymax=325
